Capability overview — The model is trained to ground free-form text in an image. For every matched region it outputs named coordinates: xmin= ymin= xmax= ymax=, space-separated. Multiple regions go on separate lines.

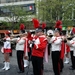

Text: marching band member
xmin=2 ymin=31 xmax=12 ymax=70
xmin=47 ymin=27 xmax=54 ymax=56
xmin=31 ymin=27 xmax=48 ymax=75
xmin=50 ymin=29 xmax=62 ymax=75
xmin=65 ymin=27 xmax=75 ymax=70
xmin=24 ymin=32 xmax=31 ymax=68
xmin=49 ymin=20 xmax=63 ymax=75
xmin=11 ymin=32 xmax=27 ymax=73
xmin=32 ymin=18 xmax=48 ymax=75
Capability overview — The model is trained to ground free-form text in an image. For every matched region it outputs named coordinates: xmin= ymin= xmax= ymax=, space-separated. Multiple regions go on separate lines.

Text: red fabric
xmin=72 ymin=27 xmax=75 ymax=34
xmin=42 ymin=23 xmax=46 ymax=29
xmin=32 ymin=18 xmax=40 ymax=28
xmin=55 ymin=20 xmax=62 ymax=31
xmin=24 ymin=38 xmax=30 ymax=56
xmin=66 ymin=44 xmax=70 ymax=53
xmin=5 ymin=31 xmax=10 ymax=35
xmin=4 ymin=48 xmax=12 ymax=53
xmin=55 ymin=20 xmax=62 ymax=28
xmin=60 ymin=41 xmax=65 ymax=59
xmin=20 ymin=23 xmax=25 ymax=30
xmin=59 ymin=25 xmax=62 ymax=31
xmin=27 ymin=32 xmax=33 ymax=41
xmin=32 ymin=35 xmax=48 ymax=57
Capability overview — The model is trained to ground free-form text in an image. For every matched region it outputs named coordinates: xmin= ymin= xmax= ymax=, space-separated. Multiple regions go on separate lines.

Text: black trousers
xmin=51 ymin=51 xmax=60 ymax=75
xmin=60 ymin=59 xmax=64 ymax=72
xmin=32 ymin=56 xmax=43 ymax=75
xmin=17 ymin=50 xmax=24 ymax=72
xmin=70 ymin=51 xmax=75 ymax=68
xmin=73 ymin=56 xmax=75 ymax=69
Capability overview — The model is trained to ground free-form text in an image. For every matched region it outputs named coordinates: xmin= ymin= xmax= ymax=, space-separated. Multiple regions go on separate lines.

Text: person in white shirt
xmin=11 ymin=33 xmax=27 ymax=73
xmin=66 ymin=37 xmax=75 ymax=70
xmin=65 ymin=27 xmax=75 ymax=70
xmin=2 ymin=31 xmax=11 ymax=70
xmin=49 ymin=29 xmax=62 ymax=75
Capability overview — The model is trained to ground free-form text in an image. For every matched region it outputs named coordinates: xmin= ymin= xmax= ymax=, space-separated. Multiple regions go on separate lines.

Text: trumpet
xmin=66 ymin=33 xmax=74 ymax=40
xmin=10 ymin=32 xmax=27 ymax=38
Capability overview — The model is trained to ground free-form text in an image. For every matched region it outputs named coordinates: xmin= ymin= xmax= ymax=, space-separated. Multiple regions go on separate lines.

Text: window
xmin=0 ymin=3 xmax=36 ymax=17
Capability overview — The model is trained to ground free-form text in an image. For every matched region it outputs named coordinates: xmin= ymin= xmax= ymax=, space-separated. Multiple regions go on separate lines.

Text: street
xmin=0 ymin=49 xmax=75 ymax=75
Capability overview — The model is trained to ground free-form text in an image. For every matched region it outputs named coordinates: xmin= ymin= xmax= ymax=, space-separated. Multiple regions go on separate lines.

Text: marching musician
xmin=31 ymin=27 xmax=48 ymax=75
xmin=64 ymin=27 xmax=75 ymax=70
xmin=32 ymin=18 xmax=48 ymax=75
xmin=49 ymin=20 xmax=63 ymax=75
xmin=11 ymin=32 xmax=28 ymax=73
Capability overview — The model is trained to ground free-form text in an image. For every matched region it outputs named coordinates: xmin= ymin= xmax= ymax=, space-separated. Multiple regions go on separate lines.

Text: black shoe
xmin=60 ymin=69 xmax=62 ymax=72
xmin=17 ymin=71 xmax=24 ymax=73
xmin=69 ymin=67 xmax=75 ymax=70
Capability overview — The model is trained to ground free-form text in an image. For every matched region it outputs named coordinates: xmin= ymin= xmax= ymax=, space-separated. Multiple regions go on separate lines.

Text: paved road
xmin=0 ymin=49 xmax=75 ymax=75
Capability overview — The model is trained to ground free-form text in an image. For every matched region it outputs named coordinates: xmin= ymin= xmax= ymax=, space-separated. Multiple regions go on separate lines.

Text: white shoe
xmin=2 ymin=62 xmax=6 ymax=70
xmin=5 ymin=62 xmax=10 ymax=70
xmin=24 ymin=60 xmax=29 ymax=67
xmin=64 ymin=61 xmax=69 ymax=64
xmin=2 ymin=67 xmax=6 ymax=70
xmin=64 ymin=58 xmax=69 ymax=64
xmin=5 ymin=67 xmax=10 ymax=70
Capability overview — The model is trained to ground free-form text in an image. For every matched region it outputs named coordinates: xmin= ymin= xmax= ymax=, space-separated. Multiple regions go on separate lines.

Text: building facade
xmin=0 ymin=0 xmax=35 ymax=21
xmin=0 ymin=0 xmax=33 ymax=3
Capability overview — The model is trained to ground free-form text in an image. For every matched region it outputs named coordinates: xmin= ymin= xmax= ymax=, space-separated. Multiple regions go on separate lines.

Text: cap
xmin=54 ymin=28 xmax=61 ymax=32
xmin=47 ymin=30 xmax=54 ymax=36
xmin=35 ymin=27 xmax=43 ymax=33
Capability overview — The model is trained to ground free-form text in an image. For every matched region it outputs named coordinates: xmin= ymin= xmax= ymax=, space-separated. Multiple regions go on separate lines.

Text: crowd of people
xmin=0 ymin=19 xmax=75 ymax=75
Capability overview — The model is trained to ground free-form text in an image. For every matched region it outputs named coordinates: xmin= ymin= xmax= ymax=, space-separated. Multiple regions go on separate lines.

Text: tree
xmin=36 ymin=0 xmax=75 ymax=26
xmin=0 ymin=5 xmax=33 ymax=29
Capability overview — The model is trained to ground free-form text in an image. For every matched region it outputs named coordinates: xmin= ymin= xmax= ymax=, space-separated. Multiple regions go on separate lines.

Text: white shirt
xmin=4 ymin=37 xmax=11 ymax=49
xmin=67 ymin=37 xmax=75 ymax=56
xmin=67 ymin=39 xmax=74 ymax=51
xmin=50 ymin=36 xmax=62 ymax=51
xmin=11 ymin=37 xmax=25 ymax=51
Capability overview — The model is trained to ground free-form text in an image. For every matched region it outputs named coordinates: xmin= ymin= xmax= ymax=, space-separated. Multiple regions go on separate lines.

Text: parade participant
xmin=50 ymin=20 xmax=63 ymax=75
xmin=47 ymin=27 xmax=54 ymax=55
xmin=32 ymin=18 xmax=48 ymax=75
xmin=31 ymin=27 xmax=48 ymax=75
xmin=2 ymin=31 xmax=12 ymax=70
xmin=65 ymin=27 xmax=75 ymax=70
xmin=24 ymin=32 xmax=32 ymax=68
xmin=11 ymin=32 xmax=27 ymax=73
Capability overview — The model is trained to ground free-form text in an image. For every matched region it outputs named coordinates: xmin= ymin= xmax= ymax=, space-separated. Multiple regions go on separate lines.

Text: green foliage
xmin=1 ymin=5 xmax=32 ymax=29
xmin=36 ymin=0 xmax=75 ymax=26
xmin=1 ymin=21 xmax=11 ymax=27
